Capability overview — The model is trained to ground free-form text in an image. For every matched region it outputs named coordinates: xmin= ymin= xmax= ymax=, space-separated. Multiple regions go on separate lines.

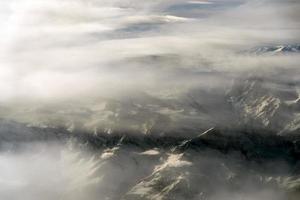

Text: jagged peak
xmin=249 ymin=44 xmax=300 ymax=55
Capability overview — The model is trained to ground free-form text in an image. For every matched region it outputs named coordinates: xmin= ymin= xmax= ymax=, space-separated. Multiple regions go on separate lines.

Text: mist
xmin=0 ymin=0 xmax=299 ymax=133
xmin=0 ymin=0 xmax=300 ymax=199
xmin=0 ymin=138 xmax=295 ymax=200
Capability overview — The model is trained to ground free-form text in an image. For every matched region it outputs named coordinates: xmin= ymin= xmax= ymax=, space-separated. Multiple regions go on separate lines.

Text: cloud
xmin=0 ymin=1 xmax=299 ymax=199
xmin=0 ymin=0 xmax=299 ymax=132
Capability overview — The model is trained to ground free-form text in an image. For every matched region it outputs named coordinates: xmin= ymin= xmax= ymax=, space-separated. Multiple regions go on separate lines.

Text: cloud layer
xmin=0 ymin=0 xmax=299 ymax=132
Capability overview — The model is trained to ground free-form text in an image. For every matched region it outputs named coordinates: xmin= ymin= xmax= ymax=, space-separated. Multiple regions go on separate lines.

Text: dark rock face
xmin=227 ymin=72 xmax=300 ymax=135
xmin=1 ymin=119 xmax=300 ymax=200
xmin=122 ymin=128 xmax=300 ymax=200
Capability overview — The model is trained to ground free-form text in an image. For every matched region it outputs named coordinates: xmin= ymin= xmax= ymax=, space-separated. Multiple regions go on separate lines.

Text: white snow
xmin=154 ymin=153 xmax=192 ymax=172
xmin=188 ymin=1 xmax=214 ymax=4
xmin=140 ymin=149 xmax=160 ymax=156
